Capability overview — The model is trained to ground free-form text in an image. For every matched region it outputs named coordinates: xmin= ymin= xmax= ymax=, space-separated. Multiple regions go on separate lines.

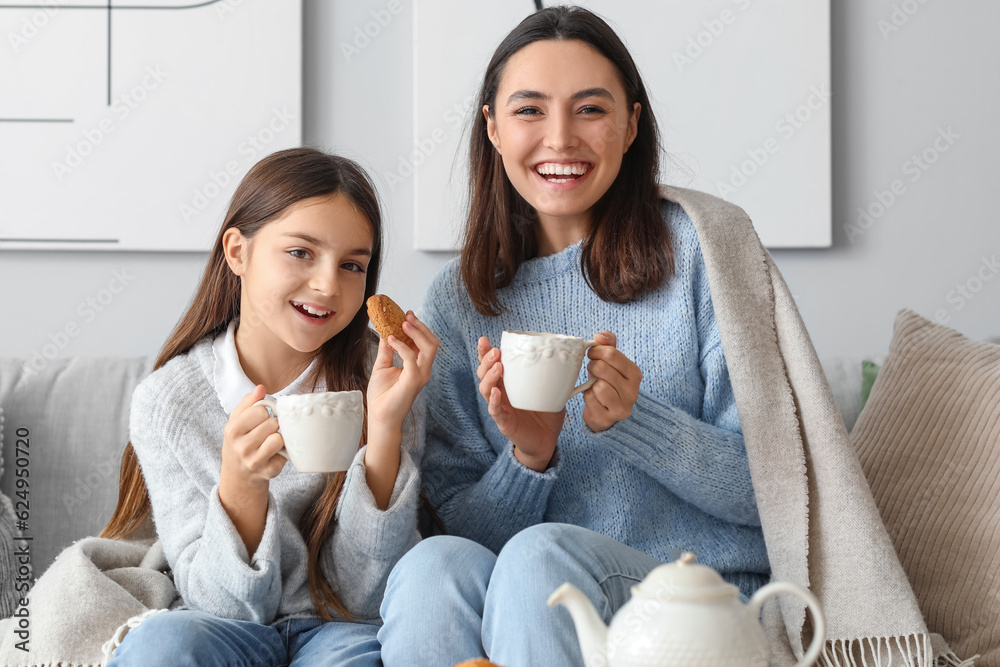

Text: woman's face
xmin=229 ymin=194 xmax=373 ymax=360
xmin=485 ymin=39 xmax=640 ymax=231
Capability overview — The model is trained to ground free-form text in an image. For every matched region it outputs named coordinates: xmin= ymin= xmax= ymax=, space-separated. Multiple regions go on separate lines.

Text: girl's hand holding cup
xmin=221 ymin=384 xmax=287 ymax=492
xmin=219 ymin=384 xmax=286 ymax=556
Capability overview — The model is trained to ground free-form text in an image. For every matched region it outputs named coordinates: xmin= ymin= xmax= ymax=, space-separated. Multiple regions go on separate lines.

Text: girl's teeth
xmin=294 ymin=301 xmax=330 ymax=316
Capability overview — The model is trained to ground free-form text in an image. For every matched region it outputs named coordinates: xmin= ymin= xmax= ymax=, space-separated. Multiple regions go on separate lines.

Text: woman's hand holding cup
xmin=477 ymin=336 xmax=566 ymax=472
xmin=582 ymin=331 xmax=642 ymax=432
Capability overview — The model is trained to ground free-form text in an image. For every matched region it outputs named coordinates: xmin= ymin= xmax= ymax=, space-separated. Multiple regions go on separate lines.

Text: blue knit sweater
xmin=420 ymin=200 xmax=770 ymax=597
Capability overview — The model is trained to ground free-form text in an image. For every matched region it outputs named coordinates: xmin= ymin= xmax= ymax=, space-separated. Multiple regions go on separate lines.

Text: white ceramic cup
xmin=254 ymin=390 xmax=363 ymax=473
xmin=500 ymin=330 xmax=597 ymax=412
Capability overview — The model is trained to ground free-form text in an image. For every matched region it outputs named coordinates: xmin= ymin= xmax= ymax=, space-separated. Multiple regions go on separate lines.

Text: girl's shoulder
xmin=131 ymin=335 xmax=217 ymax=423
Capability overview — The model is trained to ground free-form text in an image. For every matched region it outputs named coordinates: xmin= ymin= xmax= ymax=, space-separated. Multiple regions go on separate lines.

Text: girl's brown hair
xmin=463 ymin=5 xmax=673 ymax=315
xmin=100 ymin=147 xmax=383 ymax=621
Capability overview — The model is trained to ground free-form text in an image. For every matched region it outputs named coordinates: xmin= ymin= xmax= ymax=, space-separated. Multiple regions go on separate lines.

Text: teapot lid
xmin=632 ymin=552 xmax=740 ymax=602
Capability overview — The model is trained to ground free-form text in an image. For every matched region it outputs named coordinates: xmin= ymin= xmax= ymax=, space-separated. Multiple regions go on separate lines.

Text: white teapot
xmin=548 ymin=552 xmax=825 ymax=667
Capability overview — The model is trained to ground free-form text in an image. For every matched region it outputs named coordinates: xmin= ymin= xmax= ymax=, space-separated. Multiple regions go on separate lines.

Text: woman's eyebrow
xmin=506 ymin=87 xmax=615 ymax=105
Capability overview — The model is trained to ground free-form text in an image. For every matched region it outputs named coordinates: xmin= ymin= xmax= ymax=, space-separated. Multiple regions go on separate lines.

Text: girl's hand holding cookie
xmin=477 ymin=336 xmax=565 ymax=472
xmin=367 ymin=310 xmax=439 ymax=429
xmin=366 ymin=305 xmax=438 ymax=509
xmin=583 ymin=331 xmax=642 ymax=432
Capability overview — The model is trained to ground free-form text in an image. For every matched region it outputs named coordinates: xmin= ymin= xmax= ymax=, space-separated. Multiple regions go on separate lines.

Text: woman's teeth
xmin=536 ymin=162 xmax=589 ymax=183
xmin=292 ymin=301 xmax=331 ymax=318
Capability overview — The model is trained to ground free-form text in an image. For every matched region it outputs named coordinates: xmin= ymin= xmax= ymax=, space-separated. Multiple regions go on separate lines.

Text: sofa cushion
xmin=851 ymin=309 xmax=1000 ymax=665
xmin=0 ymin=357 xmax=151 ymax=579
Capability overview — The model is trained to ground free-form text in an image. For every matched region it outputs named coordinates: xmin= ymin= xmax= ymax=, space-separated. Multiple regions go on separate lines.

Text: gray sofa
xmin=0 ymin=352 xmax=874 ymax=583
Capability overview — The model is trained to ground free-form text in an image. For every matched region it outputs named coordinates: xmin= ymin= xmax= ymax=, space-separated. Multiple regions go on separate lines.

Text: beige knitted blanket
xmin=0 ymin=523 xmax=175 ymax=667
xmin=662 ymin=185 xmax=972 ymax=666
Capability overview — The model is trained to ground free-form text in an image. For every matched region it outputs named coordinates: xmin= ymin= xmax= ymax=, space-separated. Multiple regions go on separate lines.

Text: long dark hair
xmin=101 ymin=147 xmax=383 ymax=621
xmin=462 ymin=5 xmax=672 ymax=315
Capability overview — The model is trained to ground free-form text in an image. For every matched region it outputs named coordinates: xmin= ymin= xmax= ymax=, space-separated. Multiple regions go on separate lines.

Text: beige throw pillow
xmin=852 ymin=309 xmax=999 ymax=665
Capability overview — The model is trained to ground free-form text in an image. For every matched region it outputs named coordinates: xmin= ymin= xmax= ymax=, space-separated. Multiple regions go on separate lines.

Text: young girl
xmin=101 ymin=147 xmax=438 ymax=667
xmin=378 ymin=7 xmax=767 ymax=667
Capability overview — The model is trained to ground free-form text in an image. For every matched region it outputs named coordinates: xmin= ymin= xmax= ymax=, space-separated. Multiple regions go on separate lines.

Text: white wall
xmin=2 ymin=0 xmax=997 ymax=366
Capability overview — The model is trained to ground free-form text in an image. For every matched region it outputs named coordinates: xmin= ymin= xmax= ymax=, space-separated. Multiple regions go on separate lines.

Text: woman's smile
xmin=533 ymin=160 xmax=592 ymax=186
xmin=485 ymin=38 xmax=640 ymax=249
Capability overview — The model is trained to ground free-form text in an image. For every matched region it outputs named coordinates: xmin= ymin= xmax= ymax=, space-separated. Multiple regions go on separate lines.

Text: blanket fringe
xmin=936 ymin=652 xmax=980 ymax=667
xmin=816 ymin=634 xmax=979 ymax=667
xmin=100 ymin=608 xmax=169 ymax=666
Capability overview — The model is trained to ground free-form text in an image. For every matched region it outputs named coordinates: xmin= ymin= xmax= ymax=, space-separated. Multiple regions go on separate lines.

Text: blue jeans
xmin=378 ymin=523 xmax=664 ymax=667
xmin=107 ymin=609 xmax=382 ymax=667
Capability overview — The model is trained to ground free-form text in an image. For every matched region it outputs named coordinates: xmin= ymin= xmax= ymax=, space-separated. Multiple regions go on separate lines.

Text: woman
xmin=379 ymin=7 xmax=768 ymax=666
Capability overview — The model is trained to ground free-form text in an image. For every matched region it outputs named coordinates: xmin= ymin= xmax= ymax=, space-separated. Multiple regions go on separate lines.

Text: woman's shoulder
xmin=422 ymin=257 xmax=473 ymax=320
xmin=657 ymin=195 xmax=704 ymax=270
xmin=425 ymin=256 xmax=463 ymax=299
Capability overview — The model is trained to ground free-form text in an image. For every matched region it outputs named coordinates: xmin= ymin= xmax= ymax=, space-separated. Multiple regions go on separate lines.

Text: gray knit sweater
xmin=129 ymin=335 xmax=422 ymax=625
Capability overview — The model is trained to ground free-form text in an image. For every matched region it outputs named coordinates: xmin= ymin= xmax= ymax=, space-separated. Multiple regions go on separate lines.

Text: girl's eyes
xmin=288 ymin=249 xmax=366 ymax=273
xmin=580 ymin=105 xmax=607 ymax=115
xmin=514 ymin=106 xmax=541 ymax=116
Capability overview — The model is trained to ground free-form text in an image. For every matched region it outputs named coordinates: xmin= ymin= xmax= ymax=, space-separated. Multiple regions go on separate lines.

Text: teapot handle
xmin=748 ymin=581 xmax=826 ymax=667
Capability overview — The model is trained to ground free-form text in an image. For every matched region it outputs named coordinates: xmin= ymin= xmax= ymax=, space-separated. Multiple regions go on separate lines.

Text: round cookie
xmin=366 ymin=294 xmax=413 ymax=347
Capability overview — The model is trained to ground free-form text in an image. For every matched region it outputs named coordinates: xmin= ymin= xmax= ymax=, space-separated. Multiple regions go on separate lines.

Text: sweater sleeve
xmin=420 ymin=274 xmax=559 ymax=553
xmin=322 ymin=392 xmax=425 ymax=619
xmin=586 ymin=248 xmax=760 ymax=527
xmin=129 ymin=376 xmax=283 ymax=623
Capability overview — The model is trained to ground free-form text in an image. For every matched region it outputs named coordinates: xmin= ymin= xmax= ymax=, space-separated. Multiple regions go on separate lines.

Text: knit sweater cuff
xmin=204 ymin=484 xmax=281 ymax=600
xmin=336 ymin=446 xmax=420 ymax=561
xmin=481 ymin=442 xmax=558 ymax=522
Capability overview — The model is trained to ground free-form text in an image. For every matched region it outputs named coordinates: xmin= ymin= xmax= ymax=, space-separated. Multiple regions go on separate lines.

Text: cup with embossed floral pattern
xmin=254 ymin=390 xmax=363 ymax=473
xmin=500 ymin=330 xmax=598 ymax=412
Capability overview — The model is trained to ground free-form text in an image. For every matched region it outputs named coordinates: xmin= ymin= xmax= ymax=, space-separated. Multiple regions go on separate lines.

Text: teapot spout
xmin=547 ymin=583 xmax=609 ymax=667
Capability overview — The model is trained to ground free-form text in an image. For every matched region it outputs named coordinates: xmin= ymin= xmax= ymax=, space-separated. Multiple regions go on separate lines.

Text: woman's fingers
xmin=582 ymin=331 xmax=641 ymax=431
xmin=477 ymin=346 xmax=500 ymax=382
xmin=587 ymin=357 xmax=630 ymax=389
xmin=478 ymin=357 xmax=503 ymax=402
xmin=583 ymin=389 xmax=613 ymax=431
xmin=588 ymin=336 xmax=641 ymax=385
xmin=487 ymin=386 xmax=512 ymax=430
xmin=477 ymin=336 xmax=492 ymax=364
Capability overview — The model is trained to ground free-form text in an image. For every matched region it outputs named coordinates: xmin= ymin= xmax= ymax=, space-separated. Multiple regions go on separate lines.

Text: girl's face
xmin=485 ymin=39 xmax=640 ymax=232
xmin=230 ymin=193 xmax=373 ymax=359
